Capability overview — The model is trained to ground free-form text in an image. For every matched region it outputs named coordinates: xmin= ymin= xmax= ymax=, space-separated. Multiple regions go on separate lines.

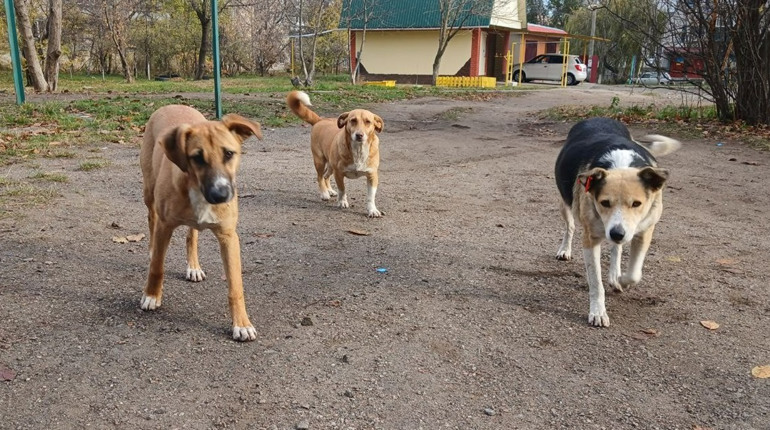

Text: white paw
xmin=140 ymin=294 xmax=161 ymax=310
xmin=588 ymin=311 xmax=610 ymax=327
xmin=186 ymin=267 xmax=206 ymax=282
xmin=328 ymin=189 xmax=338 ymax=197
xmin=320 ymin=191 xmax=331 ymax=201
xmin=232 ymin=325 xmax=257 ymax=342
xmin=619 ymin=273 xmax=641 ymax=289
xmin=608 ymin=277 xmax=623 ymax=292
xmin=338 ymin=199 xmax=350 ymax=209
xmin=556 ymin=250 xmax=571 ymax=260
xmin=367 ymin=207 xmax=382 ymax=218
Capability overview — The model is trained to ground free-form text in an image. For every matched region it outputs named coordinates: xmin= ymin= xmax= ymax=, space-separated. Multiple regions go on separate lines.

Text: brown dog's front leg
xmin=141 ymin=222 xmax=174 ymax=310
xmin=214 ymin=229 xmax=257 ymax=341
xmin=185 ymin=228 xmax=206 ymax=282
xmin=334 ymin=171 xmax=349 ymax=208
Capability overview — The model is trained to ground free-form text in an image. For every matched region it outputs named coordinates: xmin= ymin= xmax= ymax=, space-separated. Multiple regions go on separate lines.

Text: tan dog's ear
xmin=373 ymin=114 xmax=384 ymax=133
xmin=577 ymin=167 xmax=607 ymax=194
xmin=222 ymin=114 xmax=263 ymax=141
xmin=337 ymin=112 xmax=350 ymax=129
xmin=638 ymin=167 xmax=668 ymax=191
xmin=161 ymin=124 xmax=191 ymax=172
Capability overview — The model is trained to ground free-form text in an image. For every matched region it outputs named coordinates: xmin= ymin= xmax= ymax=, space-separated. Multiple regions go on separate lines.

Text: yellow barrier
xmin=436 ymin=76 xmax=496 ymax=88
xmin=362 ymin=80 xmax=396 ymax=87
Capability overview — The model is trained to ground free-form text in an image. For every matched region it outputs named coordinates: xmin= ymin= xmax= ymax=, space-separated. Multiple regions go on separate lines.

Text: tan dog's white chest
xmin=188 ymin=188 xmax=220 ymax=227
xmin=343 ymin=142 xmax=374 ymax=178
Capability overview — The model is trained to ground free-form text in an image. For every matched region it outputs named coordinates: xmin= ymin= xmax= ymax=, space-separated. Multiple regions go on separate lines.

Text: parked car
xmin=635 ymin=71 xmax=672 ymax=86
xmin=511 ymin=54 xmax=587 ymax=86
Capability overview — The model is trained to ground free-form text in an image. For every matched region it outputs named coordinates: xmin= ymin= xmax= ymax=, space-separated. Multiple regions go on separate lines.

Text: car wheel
xmin=513 ymin=70 xmax=526 ymax=82
xmin=566 ymin=73 xmax=576 ymax=86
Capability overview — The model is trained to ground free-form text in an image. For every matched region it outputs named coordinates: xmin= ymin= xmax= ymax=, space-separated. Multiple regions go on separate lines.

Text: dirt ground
xmin=1 ymin=84 xmax=769 ymax=430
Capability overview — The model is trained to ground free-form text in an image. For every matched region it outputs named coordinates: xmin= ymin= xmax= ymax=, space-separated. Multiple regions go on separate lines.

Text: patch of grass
xmin=29 ymin=171 xmax=68 ymax=182
xmin=0 ymin=178 xmax=59 ymax=219
xmin=77 ymin=160 xmax=107 ymax=171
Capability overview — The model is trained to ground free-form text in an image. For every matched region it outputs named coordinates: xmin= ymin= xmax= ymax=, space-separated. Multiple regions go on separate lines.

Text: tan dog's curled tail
xmin=636 ymin=134 xmax=682 ymax=157
xmin=287 ymin=91 xmax=321 ymax=125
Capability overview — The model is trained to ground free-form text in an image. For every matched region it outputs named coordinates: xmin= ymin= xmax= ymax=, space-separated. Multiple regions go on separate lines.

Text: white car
xmin=635 ymin=71 xmax=672 ymax=86
xmin=512 ymin=54 xmax=588 ymax=86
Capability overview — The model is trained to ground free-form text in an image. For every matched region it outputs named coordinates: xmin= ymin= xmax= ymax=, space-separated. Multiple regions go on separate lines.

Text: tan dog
xmin=555 ymin=118 xmax=680 ymax=327
xmin=286 ymin=91 xmax=384 ymax=217
xmin=140 ymin=104 xmax=263 ymax=341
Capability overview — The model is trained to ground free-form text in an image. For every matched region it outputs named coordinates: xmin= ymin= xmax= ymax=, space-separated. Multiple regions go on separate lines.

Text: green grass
xmin=29 ymin=171 xmax=68 ymax=182
xmin=77 ymin=160 xmax=108 ymax=171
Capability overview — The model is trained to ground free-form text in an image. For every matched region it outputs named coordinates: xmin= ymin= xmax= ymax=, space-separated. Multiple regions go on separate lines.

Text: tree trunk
xmin=45 ymin=0 xmax=63 ymax=92
xmin=14 ymin=0 xmax=48 ymax=91
xmin=733 ymin=1 xmax=770 ymax=125
xmin=195 ymin=12 xmax=211 ymax=80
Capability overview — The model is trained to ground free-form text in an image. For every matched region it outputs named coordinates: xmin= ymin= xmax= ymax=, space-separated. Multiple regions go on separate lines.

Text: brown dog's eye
xmin=350 ymin=118 xmax=357 ymax=125
xmin=190 ymin=152 xmax=206 ymax=165
xmin=600 ymin=200 xmax=611 ymax=208
xmin=632 ymin=201 xmax=642 ymax=208
xmin=223 ymin=150 xmax=235 ymax=161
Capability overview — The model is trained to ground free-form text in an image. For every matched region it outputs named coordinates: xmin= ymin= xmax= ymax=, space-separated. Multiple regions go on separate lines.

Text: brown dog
xmin=140 ymin=104 xmax=262 ymax=341
xmin=286 ymin=91 xmax=384 ymax=217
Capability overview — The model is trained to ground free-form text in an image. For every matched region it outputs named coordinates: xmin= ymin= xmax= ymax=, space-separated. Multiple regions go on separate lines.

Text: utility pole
xmin=588 ymin=3 xmax=600 ymax=83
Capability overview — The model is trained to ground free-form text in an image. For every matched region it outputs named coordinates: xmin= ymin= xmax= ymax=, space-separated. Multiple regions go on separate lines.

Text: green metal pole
xmin=4 ymin=0 xmax=26 ymax=104
xmin=211 ymin=0 xmax=222 ymax=119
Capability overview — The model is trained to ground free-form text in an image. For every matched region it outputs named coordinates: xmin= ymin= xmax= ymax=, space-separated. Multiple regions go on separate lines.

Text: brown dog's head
xmin=579 ymin=166 xmax=668 ymax=244
xmin=162 ymin=114 xmax=263 ymax=204
xmin=337 ymin=109 xmax=383 ymax=144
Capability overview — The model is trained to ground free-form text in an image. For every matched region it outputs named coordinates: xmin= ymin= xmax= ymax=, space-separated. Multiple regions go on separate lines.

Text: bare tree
xmin=45 ymin=0 xmax=63 ymax=91
xmin=101 ymin=0 xmax=134 ymax=82
xmin=431 ymin=0 xmax=497 ymax=86
xmin=249 ymin=0 xmax=288 ymax=76
xmin=342 ymin=0 xmax=379 ymax=84
xmin=14 ymin=0 xmax=48 ymax=91
xmin=594 ymin=0 xmax=770 ymax=125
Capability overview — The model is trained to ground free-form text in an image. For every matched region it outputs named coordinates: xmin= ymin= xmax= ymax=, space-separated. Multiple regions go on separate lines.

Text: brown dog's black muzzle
xmin=201 ymin=176 xmax=234 ymax=204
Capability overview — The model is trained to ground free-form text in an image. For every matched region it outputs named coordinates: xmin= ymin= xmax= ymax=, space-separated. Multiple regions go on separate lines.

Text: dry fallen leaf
xmin=700 ymin=320 xmax=720 ymax=330
xmin=0 ymin=364 xmax=16 ymax=381
xmin=112 ymin=236 xmax=129 ymax=244
xmin=716 ymin=258 xmax=736 ymax=265
xmin=641 ymin=328 xmax=660 ymax=337
xmin=751 ymin=365 xmax=770 ymax=379
xmin=666 ymin=256 xmax=681 ymax=263
xmin=347 ymin=229 xmax=371 ymax=236
xmin=126 ymin=233 xmax=145 ymax=242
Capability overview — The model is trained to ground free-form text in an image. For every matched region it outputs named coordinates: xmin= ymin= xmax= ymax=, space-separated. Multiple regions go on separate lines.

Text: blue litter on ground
xmin=375 ymin=267 xmax=388 ymax=273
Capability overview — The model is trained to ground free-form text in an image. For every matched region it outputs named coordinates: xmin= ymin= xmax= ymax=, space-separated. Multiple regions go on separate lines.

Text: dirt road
xmin=1 ymin=85 xmax=769 ymax=429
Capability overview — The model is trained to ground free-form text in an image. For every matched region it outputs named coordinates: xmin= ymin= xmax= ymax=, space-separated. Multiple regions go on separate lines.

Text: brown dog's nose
xmin=204 ymin=181 xmax=233 ymax=204
xmin=355 ymin=132 xmax=364 ymax=141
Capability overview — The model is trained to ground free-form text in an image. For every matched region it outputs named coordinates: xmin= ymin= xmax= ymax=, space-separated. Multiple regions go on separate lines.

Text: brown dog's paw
xmin=232 ymin=325 xmax=257 ymax=342
xmin=186 ymin=267 xmax=206 ymax=282
xmin=140 ymin=294 xmax=162 ymax=310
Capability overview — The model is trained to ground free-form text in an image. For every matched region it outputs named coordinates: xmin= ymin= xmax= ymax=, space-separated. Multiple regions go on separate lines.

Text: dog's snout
xmin=609 ymin=227 xmax=626 ymax=243
xmin=203 ymin=177 xmax=233 ymax=204
xmin=354 ymin=131 xmax=364 ymax=141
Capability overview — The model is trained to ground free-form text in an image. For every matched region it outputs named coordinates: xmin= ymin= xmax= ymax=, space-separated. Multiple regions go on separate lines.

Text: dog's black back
xmin=555 ymin=118 xmax=657 ymax=206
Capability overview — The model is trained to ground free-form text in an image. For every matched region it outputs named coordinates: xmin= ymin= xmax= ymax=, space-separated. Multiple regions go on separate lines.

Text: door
xmin=526 ymin=55 xmax=548 ymax=79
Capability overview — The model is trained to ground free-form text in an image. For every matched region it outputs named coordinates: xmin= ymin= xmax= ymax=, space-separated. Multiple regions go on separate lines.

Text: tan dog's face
xmin=337 ymin=109 xmax=383 ymax=144
xmin=580 ymin=167 xmax=668 ymax=244
xmin=163 ymin=114 xmax=262 ymax=204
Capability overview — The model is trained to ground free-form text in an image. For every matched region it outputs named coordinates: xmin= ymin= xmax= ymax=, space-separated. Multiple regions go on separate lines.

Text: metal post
xmin=211 ymin=0 xmax=222 ymax=119
xmin=4 ymin=0 xmax=26 ymax=104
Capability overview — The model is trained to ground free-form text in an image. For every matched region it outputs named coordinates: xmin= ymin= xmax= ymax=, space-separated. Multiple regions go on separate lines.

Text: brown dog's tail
xmin=287 ymin=91 xmax=321 ymax=125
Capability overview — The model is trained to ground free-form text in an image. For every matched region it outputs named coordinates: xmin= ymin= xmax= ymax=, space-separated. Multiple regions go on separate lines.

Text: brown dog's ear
xmin=161 ymin=124 xmax=191 ymax=172
xmin=577 ymin=167 xmax=607 ymax=194
xmin=638 ymin=167 xmax=669 ymax=191
xmin=373 ymin=114 xmax=384 ymax=133
xmin=222 ymin=114 xmax=263 ymax=141
xmin=337 ymin=112 xmax=350 ymax=129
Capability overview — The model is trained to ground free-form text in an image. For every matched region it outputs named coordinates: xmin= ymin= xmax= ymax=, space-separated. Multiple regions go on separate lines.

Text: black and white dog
xmin=554 ymin=118 xmax=680 ymax=327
